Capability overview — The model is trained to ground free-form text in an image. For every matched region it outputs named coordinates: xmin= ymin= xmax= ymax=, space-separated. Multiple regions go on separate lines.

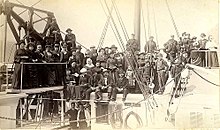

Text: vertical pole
xmin=3 ymin=7 xmax=7 ymax=63
xmin=61 ymin=91 xmax=64 ymax=126
xmin=26 ymin=97 xmax=28 ymax=120
xmin=134 ymin=0 xmax=141 ymax=51
xmin=20 ymin=63 xmax=23 ymax=91
xmin=6 ymin=63 xmax=8 ymax=89
xmin=20 ymin=99 xmax=23 ymax=127
xmin=206 ymin=51 xmax=208 ymax=68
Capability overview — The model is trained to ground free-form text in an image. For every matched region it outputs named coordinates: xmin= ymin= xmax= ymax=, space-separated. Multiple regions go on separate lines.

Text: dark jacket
xmin=117 ymin=77 xmax=129 ymax=89
xmin=79 ymin=74 xmax=92 ymax=88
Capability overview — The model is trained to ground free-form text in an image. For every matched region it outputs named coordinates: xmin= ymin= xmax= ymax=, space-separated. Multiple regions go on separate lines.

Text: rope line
xmin=192 ymin=69 xmax=220 ymax=87
xmin=140 ymin=0 xmax=148 ymax=43
xmin=165 ymin=0 xmax=180 ymax=39
xmin=146 ymin=0 xmax=151 ymax=36
xmin=152 ymin=1 xmax=159 ymax=48
xmin=102 ymin=0 xmax=149 ymax=99
xmin=111 ymin=0 xmax=129 ymax=41
xmin=97 ymin=0 xmax=114 ymax=50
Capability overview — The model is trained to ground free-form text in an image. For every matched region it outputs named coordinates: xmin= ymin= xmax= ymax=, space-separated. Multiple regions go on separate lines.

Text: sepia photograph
xmin=0 ymin=0 xmax=219 ymax=129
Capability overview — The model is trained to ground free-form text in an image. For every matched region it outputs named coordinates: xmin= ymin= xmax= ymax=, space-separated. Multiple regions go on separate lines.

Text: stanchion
xmin=19 ymin=99 xmax=23 ymax=127
xmin=20 ymin=62 xmax=23 ymax=91
xmin=60 ymin=91 xmax=64 ymax=126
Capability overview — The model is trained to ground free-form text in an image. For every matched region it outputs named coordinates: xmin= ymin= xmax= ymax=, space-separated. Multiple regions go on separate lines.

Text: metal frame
xmin=0 ymin=0 xmax=58 ymax=43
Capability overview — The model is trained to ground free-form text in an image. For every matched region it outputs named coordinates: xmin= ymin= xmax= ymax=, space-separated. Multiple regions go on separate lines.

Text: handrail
xmin=191 ymin=49 xmax=218 ymax=52
xmin=20 ymin=62 xmax=67 ymax=65
xmin=20 ymin=62 xmax=67 ymax=91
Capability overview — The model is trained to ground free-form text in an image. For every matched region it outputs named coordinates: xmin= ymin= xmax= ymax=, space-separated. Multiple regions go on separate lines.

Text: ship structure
xmin=0 ymin=0 xmax=219 ymax=129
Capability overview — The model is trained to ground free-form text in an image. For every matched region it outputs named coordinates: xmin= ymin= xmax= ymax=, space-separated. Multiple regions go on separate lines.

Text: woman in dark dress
xmin=26 ymin=42 xmax=38 ymax=88
xmin=44 ymin=45 xmax=56 ymax=86
xmin=12 ymin=41 xmax=29 ymax=89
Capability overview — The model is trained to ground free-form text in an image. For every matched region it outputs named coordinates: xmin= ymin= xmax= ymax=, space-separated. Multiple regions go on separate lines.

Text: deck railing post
xmin=20 ymin=62 xmax=23 ymax=91
xmin=20 ymin=99 xmax=23 ymax=127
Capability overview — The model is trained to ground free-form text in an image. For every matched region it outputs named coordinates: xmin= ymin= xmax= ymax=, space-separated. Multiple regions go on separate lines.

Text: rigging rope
xmin=165 ymin=0 xmax=180 ymax=39
xmin=97 ymin=0 xmax=114 ymax=50
xmin=146 ymin=0 xmax=151 ymax=37
xmin=140 ymin=0 xmax=148 ymax=43
xmin=102 ymin=0 xmax=149 ymax=99
xmin=152 ymin=1 xmax=159 ymax=48
xmin=111 ymin=0 xmax=129 ymax=41
xmin=192 ymin=69 xmax=220 ymax=87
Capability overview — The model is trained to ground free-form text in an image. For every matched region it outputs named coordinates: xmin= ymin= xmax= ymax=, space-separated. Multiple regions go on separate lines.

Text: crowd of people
xmin=11 ymin=23 xmax=217 ymax=128
xmin=12 ymin=25 xmax=215 ymax=102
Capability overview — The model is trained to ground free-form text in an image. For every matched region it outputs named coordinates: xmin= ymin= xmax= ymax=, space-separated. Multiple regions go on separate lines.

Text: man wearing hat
xmin=76 ymin=45 xmax=85 ymax=69
xmin=144 ymin=36 xmax=157 ymax=53
xmin=52 ymin=43 xmax=60 ymax=62
xmin=110 ymin=45 xmax=118 ymax=54
xmin=100 ymin=69 xmax=115 ymax=101
xmin=85 ymin=67 xmax=103 ymax=101
xmin=46 ymin=18 xmax=62 ymax=45
xmin=89 ymin=46 xmax=98 ymax=65
xmin=163 ymin=35 xmax=178 ymax=62
xmin=111 ymin=69 xmax=129 ymax=101
xmin=106 ymin=52 xmax=117 ymax=69
xmin=65 ymin=28 xmax=76 ymax=51
xmin=104 ymin=47 xmax=110 ymax=58
xmin=198 ymin=33 xmax=208 ymax=50
xmin=126 ymin=34 xmax=139 ymax=52
xmin=156 ymin=53 xmax=169 ymax=94
xmin=97 ymin=48 xmax=108 ymax=68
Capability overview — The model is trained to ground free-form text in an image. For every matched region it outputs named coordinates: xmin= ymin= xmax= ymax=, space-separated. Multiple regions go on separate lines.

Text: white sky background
xmin=0 ymin=0 xmax=219 ymax=60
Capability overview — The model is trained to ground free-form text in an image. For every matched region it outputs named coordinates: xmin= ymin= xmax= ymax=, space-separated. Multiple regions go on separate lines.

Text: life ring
xmin=124 ymin=111 xmax=143 ymax=129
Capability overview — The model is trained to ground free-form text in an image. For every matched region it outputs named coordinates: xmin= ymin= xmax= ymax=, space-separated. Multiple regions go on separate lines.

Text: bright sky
xmin=0 ymin=0 xmax=219 ymax=61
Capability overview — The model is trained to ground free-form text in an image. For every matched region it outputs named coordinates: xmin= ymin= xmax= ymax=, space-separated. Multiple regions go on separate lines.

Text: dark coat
xmin=144 ymin=40 xmax=157 ymax=53
xmin=116 ymin=77 xmax=129 ymax=89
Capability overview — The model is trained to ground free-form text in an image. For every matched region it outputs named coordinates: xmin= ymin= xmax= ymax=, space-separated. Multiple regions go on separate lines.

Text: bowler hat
xmin=200 ymin=33 xmax=206 ymax=37
xmin=90 ymin=46 xmax=95 ymax=48
xmin=66 ymin=28 xmax=72 ymax=32
xmin=110 ymin=45 xmax=117 ymax=49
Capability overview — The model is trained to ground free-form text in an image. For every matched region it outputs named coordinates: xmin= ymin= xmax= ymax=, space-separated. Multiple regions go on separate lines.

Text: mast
xmin=134 ymin=0 xmax=141 ymax=51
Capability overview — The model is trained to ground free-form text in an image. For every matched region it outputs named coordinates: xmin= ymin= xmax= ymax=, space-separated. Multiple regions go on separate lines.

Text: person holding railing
xmin=12 ymin=40 xmax=29 ymax=89
xmin=35 ymin=43 xmax=48 ymax=87
xmin=26 ymin=42 xmax=38 ymax=88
